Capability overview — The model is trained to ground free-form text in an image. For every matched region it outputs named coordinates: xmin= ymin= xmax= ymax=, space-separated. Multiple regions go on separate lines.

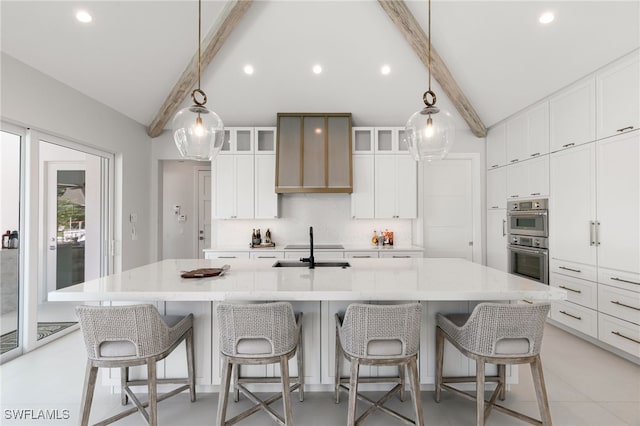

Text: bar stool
xmin=435 ymin=302 xmax=552 ymax=426
xmin=216 ymin=302 xmax=303 ymax=426
xmin=335 ymin=302 xmax=424 ymax=426
xmin=75 ymin=304 xmax=195 ymax=426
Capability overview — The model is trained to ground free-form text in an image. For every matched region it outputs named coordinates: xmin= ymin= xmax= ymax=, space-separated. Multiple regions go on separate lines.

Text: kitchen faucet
xmin=300 ymin=226 xmax=315 ymax=269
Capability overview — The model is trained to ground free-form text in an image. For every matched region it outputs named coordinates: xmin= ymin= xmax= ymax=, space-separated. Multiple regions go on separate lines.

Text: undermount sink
xmin=272 ymin=261 xmax=351 ymax=268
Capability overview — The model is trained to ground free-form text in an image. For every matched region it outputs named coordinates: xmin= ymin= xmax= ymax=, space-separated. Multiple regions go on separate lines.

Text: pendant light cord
xmin=198 ymin=0 xmax=202 ymax=91
xmin=428 ymin=0 xmax=431 ymax=93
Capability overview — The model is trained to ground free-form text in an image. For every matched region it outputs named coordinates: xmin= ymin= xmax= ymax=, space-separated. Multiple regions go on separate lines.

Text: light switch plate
xmin=130 ymin=213 xmax=138 ymax=223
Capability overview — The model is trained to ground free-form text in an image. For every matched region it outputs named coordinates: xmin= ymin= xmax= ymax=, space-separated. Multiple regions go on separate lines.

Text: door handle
xmin=502 ymin=219 xmax=506 ymax=237
xmin=589 ymin=221 xmax=596 ymax=246
xmin=595 ymin=221 xmax=601 ymax=246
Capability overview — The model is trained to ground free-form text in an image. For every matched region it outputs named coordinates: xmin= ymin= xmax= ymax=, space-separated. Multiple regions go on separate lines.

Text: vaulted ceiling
xmin=2 ymin=1 xmax=639 ymax=137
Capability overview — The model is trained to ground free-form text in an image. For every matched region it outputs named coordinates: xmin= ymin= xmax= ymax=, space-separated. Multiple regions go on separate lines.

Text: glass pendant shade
xmin=405 ymin=106 xmax=455 ymax=161
xmin=173 ymin=105 xmax=224 ymax=161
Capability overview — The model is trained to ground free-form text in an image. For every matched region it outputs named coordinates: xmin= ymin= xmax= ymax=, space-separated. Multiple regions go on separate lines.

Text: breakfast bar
xmin=49 ymin=258 xmax=566 ymax=391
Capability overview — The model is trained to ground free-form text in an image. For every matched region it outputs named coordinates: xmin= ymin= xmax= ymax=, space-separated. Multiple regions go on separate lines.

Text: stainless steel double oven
xmin=507 ymin=199 xmax=549 ymax=284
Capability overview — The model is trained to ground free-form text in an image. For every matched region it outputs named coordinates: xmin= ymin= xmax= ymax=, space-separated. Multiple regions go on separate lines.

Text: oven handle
xmin=508 ymin=245 xmax=548 ymax=256
xmin=507 ymin=211 xmax=548 ymax=217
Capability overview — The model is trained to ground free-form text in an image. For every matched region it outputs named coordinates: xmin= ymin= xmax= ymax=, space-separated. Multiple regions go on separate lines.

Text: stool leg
xmin=186 ymin=329 xmax=196 ymax=402
xmin=280 ymin=355 xmax=294 ymax=425
xmin=476 ymin=360 xmax=486 ymax=426
xmin=531 ymin=356 xmax=552 ymax=426
xmin=435 ymin=327 xmax=445 ymax=403
xmin=498 ymin=364 xmax=506 ymax=401
xmin=233 ymin=363 xmax=240 ymax=402
xmin=79 ymin=361 xmax=98 ymax=426
xmin=408 ymin=356 xmax=424 ymax=426
xmin=120 ymin=367 xmax=129 ymax=405
xmin=334 ymin=327 xmax=341 ymax=404
xmin=216 ymin=357 xmax=232 ymax=426
xmin=147 ymin=360 xmax=158 ymax=426
xmin=399 ymin=364 xmax=406 ymax=402
xmin=347 ymin=359 xmax=360 ymax=426
xmin=297 ymin=322 xmax=304 ymax=402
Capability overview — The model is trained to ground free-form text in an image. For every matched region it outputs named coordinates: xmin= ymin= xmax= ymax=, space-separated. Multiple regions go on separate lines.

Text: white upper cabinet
xmin=255 ymin=127 xmax=277 ymax=154
xmin=254 ymin=154 xmax=278 ymax=219
xmin=506 ymin=102 xmax=550 ymax=163
xmin=506 ymin=112 xmax=527 ymax=163
xmin=596 ymin=50 xmax=640 ymax=140
xmin=596 ymin=131 xmax=640 ymax=274
xmin=486 ymin=167 xmax=506 ymax=209
xmin=527 ymin=101 xmax=550 ymax=158
xmin=486 ymin=122 xmax=507 ymax=170
xmin=375 ymin=155 xmax=417 ymax=219
xmin=350 ymin=155 xmax=375 ymax=219
xmin=352 ymin=127 xmax=374 ymax=154
xmin=550 ymin=76 xmax=596 ymax=152
xmin=506 ymin=155 xmax=549 ymax=199
xmin=550 ymin=143 xmax=597 ymax=266
xmin=213 ymin=155 xmax=255 ymax=219
xmin=220 ymin=127 xmax=254 ymax=154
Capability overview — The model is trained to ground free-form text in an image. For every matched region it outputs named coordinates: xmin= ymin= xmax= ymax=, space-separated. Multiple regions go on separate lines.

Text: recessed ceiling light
xmin=381 ymin=65 xmax=391 ymax=75
xmin=243 ymin=65 xmax=254 ymax=75
xmin=76 ymin=10 xmax=92 ymax=23
xmin=539 ymin=12 xmax=554 ymax=24
xmin=312 ymin=64 xmax=322 ymax=75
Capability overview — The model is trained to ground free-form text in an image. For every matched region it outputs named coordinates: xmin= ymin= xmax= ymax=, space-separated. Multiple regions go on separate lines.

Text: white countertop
xmin=49 ymin=258 xmax=566 ymax=302
xmin=204 ymin=245 xmax=424 ymax=252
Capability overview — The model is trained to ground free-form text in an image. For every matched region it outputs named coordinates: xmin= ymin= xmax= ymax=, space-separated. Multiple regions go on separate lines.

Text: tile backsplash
xmin=211 ymin=193 xmax=415 ymax=247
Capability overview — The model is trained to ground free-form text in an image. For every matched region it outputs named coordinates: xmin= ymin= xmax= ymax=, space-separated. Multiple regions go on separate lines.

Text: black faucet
xmin=300 ymin=226 xmax=315 ymax=269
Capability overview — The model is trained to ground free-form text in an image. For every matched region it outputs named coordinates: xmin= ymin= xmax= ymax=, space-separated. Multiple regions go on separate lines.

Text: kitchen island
xmin=49 ymin=258 xmax=566 ymax=391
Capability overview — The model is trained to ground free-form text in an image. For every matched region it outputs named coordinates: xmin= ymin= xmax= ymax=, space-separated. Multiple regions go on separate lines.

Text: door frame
xmin=417 ymin=153 xmax=482 ymax=262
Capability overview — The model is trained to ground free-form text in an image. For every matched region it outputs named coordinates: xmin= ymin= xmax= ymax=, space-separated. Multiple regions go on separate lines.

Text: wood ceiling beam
xmin=147 ymin=0 xmax=253 ymax=138
xmin=378 ymin=0 xmax=487 ymax=138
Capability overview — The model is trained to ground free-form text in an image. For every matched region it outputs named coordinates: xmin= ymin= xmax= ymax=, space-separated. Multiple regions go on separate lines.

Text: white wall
xmin=1 ymin=53 xmax=152 ymax=271
xmin=161 ymin=160 xmax=208 ymax=259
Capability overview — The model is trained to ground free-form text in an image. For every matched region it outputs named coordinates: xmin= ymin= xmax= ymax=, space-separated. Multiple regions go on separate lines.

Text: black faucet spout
xmin=299 ymin=226 xmax=315 ymax=269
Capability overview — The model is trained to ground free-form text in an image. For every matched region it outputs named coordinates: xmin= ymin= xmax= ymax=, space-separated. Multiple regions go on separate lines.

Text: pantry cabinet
xmin=549 ymin=76 xmax=596 ymax=152
xmin=486 ymin=167 xmax=506 ymax=209
xmin=596 ymin=50 xmax=640 ymax=140
xmin=506 ymin=102 xmax=550 ymax=163
xmin=486 ymin=209 xmax=507 ymax=272
xmin=486 ymin=122 xmax=507 ymax=169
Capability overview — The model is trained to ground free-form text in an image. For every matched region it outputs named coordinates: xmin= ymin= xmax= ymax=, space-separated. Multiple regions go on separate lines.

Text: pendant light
xmin=173 ymin=0 xmax=224 ymax=161
xmin=405 ymin=0 xmax=455 ymax=162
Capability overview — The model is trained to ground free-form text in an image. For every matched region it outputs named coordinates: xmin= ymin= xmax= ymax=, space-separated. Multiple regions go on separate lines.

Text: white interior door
xmin=422 ymin=158 xmax=476 ymax=261
xmin=197 ymin=170 xmax=211 ymax=258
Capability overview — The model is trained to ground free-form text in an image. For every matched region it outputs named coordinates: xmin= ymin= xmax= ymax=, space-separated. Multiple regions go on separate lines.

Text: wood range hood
xmin=275 ymin=113 xmax=353 ymax=194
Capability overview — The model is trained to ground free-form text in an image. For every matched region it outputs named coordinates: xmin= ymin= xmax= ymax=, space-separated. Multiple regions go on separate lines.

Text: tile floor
xmin=0 ymin=324 xmax=638 ymax=425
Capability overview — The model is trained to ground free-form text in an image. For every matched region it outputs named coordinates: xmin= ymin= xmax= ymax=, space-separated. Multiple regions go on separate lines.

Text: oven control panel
xmin=510 ymin=235 xmax=548 ymax=249
xmin=508 ymin=198 xmax=548 ymax=211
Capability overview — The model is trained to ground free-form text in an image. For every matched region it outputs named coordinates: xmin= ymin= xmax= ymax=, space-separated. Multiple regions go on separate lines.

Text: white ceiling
xmin=2 ymin=1 xmax=639 ymax=135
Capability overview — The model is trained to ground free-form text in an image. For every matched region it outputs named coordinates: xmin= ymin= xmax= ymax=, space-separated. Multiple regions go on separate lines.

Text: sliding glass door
xmin=0 ymin=126 xmax=23 ymax=360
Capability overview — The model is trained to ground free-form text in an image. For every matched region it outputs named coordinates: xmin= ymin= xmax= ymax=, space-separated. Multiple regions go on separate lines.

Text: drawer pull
xmin=559 ymin=266 xmax=581 ymax=273
xmin=510 ymin=159 xmax=519 ymax=163
xmin=256 ymin=256 xmax=276 ymax=259
xmin=616 ymin=126 xmax=634 ymax=133
xmin=559 ymin=285 xmax=582 ymax=294
xmin=611 ymin=301 xmax=640 ymax=311
xmin=522 ymin=299 xmax=533 ymax=304
xmin=559 ymin=310 xmax=582 ymax=320
xmin=530 ymin=152 xmax=540 ymax=157
xmin=562 ymin=143 xmax=575 ymax=148
xmin=530 ymin=192 xmax=541 ymax=196
xmin=392 ymin=255 xmax=411 ymax=258
xmin=510 ymin=195 xmax=519 ymax=198
xmin=611 ymin=331 xmax=640 ymax=345
xmin=610 ymin=277 xmax=640 ymax=286
xmin=218 ymin=256 xmax=237 ymax=259
xmin=491 ymin=164 xmax=499 ymax=168
xmin=352 ymin=255 xmax=371 ymax=258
